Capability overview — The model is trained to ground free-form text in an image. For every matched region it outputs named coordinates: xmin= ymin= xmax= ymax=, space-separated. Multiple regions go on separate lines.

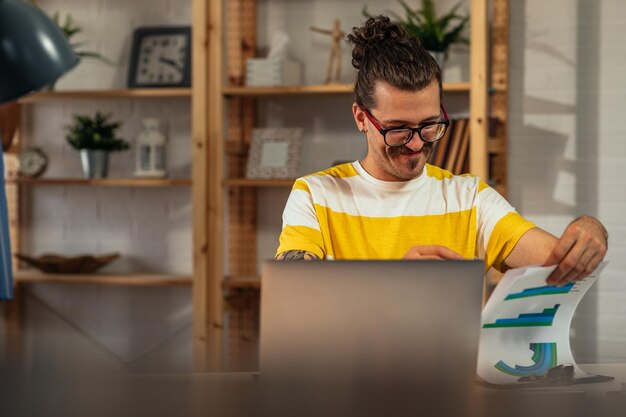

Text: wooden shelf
xmin=223 ymin=276 xmax=260 ymax=290
xmin=442 ymin=82 xmax=472 ymax=92
xmin=223 ymin=178 xmax=295 ymax=187
xmin=18 ymin=88 xmax=192 ymax=103
xmin=223 ymin=84 xmax=353 ymax=96
xmin=222 ymin=82 xmax=470 ymax=97
xmin=14 ymin=271 xmax=192 ymax=287
xmin=10 ymin=177 xmax=192 ymax=187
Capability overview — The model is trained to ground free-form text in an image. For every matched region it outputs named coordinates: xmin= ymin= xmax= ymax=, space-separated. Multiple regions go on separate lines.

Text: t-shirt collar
xmin=353 ymin=161 xmax=427 ymax=190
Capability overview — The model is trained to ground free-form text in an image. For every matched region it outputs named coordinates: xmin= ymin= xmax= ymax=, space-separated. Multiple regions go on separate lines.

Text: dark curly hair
xmin=347 ymin=15 xmax=442 ymax=110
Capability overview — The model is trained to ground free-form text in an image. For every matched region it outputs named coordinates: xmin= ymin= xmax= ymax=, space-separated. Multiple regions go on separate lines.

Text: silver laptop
xmin=259 ymin=259 xmax=484 ymax=413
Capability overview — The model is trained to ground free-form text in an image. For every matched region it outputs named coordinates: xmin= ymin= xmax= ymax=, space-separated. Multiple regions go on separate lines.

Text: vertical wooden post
xmin=225 ymin=0 xmax=257 ymax=280
xmin=470 ymin=0 xmax=489 ymax=181
xmin=490 ymin=0 xmax=510 ymax=197
xmin=224 ymin=0 xmax=259 ymax=371
xmin=192 ymin=0 xmax=224 ymax=371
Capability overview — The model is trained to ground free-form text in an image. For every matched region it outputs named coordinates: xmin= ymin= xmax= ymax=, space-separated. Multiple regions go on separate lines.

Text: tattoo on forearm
xmin=276 ymin=250 xmax=321 ymax=261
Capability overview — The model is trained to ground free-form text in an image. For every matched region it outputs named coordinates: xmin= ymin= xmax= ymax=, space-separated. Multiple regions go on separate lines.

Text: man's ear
xmin=352 ymin=102 xmax=367 ymax=132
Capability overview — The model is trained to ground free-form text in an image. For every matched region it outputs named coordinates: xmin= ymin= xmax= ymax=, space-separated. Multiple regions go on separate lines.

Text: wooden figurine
xmin=310 ymin=19 xmax=345 ymax=84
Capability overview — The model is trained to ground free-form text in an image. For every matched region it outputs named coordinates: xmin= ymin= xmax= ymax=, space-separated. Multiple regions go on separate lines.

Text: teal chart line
xmin=483 ymin=304 xmax=560 ymax=328
xmin=494 ymin=343 xmax=558 ymax=377
xmin=505 ymin=282 xmax=575 ymax=300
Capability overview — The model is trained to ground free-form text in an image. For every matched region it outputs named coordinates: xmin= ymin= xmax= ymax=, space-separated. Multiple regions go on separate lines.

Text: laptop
xmin=259 ymin=259 xmax=484 ymax=414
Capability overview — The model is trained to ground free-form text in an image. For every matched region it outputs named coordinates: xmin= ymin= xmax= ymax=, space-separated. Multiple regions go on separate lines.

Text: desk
xmin=476 ymin=363 xmax=626 ymax=417
xmin=581 ymin=363 xmax=626 ymax=382
xmin=1 ymin=366 xmax=625 ymax=417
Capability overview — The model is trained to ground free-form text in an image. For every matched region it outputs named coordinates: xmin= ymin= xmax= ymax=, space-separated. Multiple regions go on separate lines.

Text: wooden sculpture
xmin=310 ymin=19 xmax=345 ymax=84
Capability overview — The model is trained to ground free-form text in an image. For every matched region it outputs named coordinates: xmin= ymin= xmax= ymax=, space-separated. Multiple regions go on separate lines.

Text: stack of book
xmin=428 ymin=118 xmax=470 ymax=175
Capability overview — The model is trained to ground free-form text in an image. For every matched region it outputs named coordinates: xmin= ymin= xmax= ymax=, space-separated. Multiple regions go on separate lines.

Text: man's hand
xmin=403 ymin=245 xmax=465 ymax=260
xmin=544 ymin=216 xmax=608 ymax=286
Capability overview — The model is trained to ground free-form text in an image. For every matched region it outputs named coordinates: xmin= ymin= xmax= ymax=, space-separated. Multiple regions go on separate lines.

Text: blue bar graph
xmin=505 ymin=283 xmax=574 ymax=300
xmin=483 ymin=305 xmax=560 ymax=328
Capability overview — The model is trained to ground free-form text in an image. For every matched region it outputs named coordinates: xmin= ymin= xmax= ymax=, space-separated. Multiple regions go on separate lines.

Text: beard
xmin=380 ymin=143 xmax=434 ymax=180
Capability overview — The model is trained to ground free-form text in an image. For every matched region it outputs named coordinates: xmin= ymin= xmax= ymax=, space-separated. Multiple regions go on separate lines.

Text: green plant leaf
xmin=364 ymin=0 xmax=468 ymax=53
xmin=442 ymin=16 xmax=470 ymax=49
xmin=50 ymin=11 xmax=112 ymax=65
xmin=398 ymin=0 xmax=423 ymax=26
xmin=419 ymin=0 xmax=437 ymax=24
xmin=387 ymin=9 xmax=404 ymax=23
xmin=362 ymin=5 xmax=373 ymax=18
xmin=65 ymin=112 xmax=129 ymax=152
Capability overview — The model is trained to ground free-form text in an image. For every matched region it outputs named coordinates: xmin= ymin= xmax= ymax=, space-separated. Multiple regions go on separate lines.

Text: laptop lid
xmin=260 ymin=259 xmax=484 ymax=389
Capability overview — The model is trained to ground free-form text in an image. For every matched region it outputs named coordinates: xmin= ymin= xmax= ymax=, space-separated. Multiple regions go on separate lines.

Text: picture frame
xmin=246 ymin=128 xmax=303 ymax=179
xmin=127 ymin=26 xmax=192 ymax=88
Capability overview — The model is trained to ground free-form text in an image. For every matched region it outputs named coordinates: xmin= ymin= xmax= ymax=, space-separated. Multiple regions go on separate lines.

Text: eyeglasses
xmin=362 ymin=104 xmax=450 ymax=147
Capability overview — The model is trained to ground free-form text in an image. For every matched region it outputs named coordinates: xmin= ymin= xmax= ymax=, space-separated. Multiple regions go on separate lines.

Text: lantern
xmin=134 ymin=118 xmax=167 ymax=178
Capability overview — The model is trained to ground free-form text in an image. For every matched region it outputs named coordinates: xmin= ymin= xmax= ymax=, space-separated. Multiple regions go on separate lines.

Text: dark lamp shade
xmin=0 ymin=0 xmax=79 ymax=103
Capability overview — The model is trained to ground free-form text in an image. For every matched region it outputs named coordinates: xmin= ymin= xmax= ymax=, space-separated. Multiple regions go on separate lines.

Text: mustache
xmin=388 ymin=143 xmax=433 ymax=156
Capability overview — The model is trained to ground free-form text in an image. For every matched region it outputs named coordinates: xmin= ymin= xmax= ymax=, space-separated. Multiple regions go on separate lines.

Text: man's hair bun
xmin=347 ymin=16 xmax=407 ymax=70
xmin=346 ymin=14 xmax=442 ymax=110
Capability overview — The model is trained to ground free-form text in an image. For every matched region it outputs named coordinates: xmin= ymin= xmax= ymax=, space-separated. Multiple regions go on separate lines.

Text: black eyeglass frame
xmin=362 ymin=104 xmax=451 ymax=147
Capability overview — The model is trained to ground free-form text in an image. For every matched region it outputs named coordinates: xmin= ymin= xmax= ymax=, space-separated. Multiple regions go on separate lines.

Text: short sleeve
xmin=276 ymin=179 xmax=326 ymax=259
xmin=475 ymin=181 xmax=536 ymax=271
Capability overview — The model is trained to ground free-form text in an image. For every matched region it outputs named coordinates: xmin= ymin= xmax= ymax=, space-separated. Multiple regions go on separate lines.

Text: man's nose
xmin=404 ymin=134 xmax=425 ymax=152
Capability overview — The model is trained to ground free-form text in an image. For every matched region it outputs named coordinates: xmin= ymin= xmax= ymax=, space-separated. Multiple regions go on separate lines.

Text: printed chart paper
xmin=477 ymin=263 xmax=606 ymax=384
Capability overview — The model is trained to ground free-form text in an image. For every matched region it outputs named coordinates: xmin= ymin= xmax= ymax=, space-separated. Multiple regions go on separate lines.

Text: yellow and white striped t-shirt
xmin=277 ymin=162 xmax=535 ymax=272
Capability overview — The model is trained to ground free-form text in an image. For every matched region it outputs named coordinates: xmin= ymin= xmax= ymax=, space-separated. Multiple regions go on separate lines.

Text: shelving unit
xmin=3 ymin=0 xmax=209 ymax=370
xmin=9 ymin=178 xmax=192 ymax=186
xmin=195 ymin=0 xmax=511 ymax=371
xmin=222 ymin=82 xmax=471 ymax=97
xmin=223 ymin=82 xmax=472 ymax=96
xmin=7 ymin=92 xmax=194 ymax=267
xmin=18 ymin=88 xmax=192 ymax=102
xmin=223 ymin=179 xmax=294 ymax=187
xmin=14 ymin=271 xmax=192 ymax=287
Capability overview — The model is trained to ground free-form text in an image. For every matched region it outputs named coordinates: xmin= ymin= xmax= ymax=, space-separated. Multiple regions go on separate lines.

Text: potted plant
xmin=364 ymin=0 xmax=469 ymax=66
xmin=65 ymin=112 xmax=129 ymax=178
xmin=48 ymin=12 xmax=113 ymax=89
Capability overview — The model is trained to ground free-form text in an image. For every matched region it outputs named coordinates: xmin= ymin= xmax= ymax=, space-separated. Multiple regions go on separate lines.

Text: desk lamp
xmin=0 ymin=0 xmax=79 ymax=300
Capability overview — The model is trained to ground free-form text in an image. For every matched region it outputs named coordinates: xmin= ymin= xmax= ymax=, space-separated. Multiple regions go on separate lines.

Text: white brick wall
xmin=509 ymin=0 xmax=626 ymax=362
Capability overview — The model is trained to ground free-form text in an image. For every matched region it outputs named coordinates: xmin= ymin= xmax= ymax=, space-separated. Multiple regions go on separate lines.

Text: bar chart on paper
xmin=504 ymin=282 xmax=575 ymax=300
xmin=482 ymin=304 xmax=560 ymax=328
xmin=478 ymin=264 xmax=606 ymax=384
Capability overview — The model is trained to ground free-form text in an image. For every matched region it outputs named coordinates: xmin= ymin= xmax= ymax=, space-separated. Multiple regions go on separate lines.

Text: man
xmin=275 ymin=16 xmax=607 ymax=287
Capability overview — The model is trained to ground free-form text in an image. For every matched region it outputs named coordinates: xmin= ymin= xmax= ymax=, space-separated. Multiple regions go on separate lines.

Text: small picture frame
xmin=246 ymin=128 xmax=302 ymax=179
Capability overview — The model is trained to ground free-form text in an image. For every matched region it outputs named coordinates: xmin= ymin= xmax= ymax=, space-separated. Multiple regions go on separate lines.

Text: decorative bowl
xmin=16 ymin=253 xmax=120 ymax=274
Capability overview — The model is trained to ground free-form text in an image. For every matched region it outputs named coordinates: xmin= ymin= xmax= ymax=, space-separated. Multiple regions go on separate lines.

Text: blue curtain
xmin=0 ymin=146 xmax=14 ymax=301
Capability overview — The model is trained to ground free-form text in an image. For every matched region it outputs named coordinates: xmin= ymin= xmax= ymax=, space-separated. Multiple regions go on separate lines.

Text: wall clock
xmin=128 ymin=26 xmax=191 ymax=88
xmin=18 ymin=147 xmax=48 ymax=178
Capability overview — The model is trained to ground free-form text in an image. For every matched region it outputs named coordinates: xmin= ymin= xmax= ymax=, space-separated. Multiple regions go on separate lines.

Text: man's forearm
xmin=275 ymin=250 xmax=321 ymax=261
xmin=504 ymin=215 xmax=608 ymax=285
